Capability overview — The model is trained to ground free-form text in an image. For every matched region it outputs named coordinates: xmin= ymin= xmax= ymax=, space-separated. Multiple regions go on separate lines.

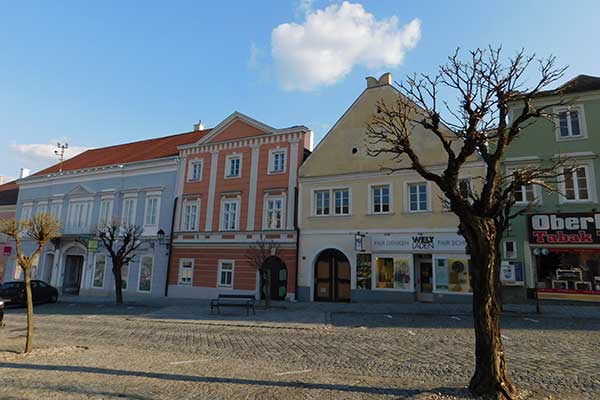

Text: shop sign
xmin=371 ymin=234 xmax=466 ymax=253
xmin=529 ymin=213 xmax=600 ymax=245
xmin=3 ymin=246 xmax=11 ymax=256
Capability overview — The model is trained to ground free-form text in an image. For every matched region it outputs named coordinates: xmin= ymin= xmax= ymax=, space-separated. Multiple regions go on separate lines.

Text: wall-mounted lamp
xmin=157 ymin=229 xmax=170 ymax=249
xmin=354 ymin=232 xmax=366 ymax=252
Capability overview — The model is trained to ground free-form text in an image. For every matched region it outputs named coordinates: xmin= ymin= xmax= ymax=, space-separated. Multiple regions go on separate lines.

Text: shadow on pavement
xmin=0 ymin=362 xmax=472 ymax=398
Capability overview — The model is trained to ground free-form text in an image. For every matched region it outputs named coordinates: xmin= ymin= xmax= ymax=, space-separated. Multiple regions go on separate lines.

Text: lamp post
xmin=354 ymin=232 xmax=365 ymax=252
xmin=157 ymin=229 xmax=169 ymax=250
xmin=532 ymin=247 xmax=548 ymax=314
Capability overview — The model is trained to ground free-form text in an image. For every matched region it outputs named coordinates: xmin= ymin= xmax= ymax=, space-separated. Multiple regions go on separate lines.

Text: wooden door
xmin=63 ymin=255 xmax=83 ymax=295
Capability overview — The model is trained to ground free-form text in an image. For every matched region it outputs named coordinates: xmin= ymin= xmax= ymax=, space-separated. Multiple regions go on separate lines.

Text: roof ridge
xmin=83 ymin=128 xmax=212 ymax=153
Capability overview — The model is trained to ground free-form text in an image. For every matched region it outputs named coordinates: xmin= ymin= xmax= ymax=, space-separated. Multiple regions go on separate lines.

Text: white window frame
xmin=181 ymin=199 xmax=200 ymax=232
xmin=503 ymin=240 xmax=517 ymax=260
xmin=143 ymin=195 xmax=161 ymax=227
xmin=50 ymin=201 xmax=63 ymax=220
xmin=36 ymin=202 xmax=48 ymax=216
xmin=506 ymin=168 xmax=542 ymax=206
xmin=268 ymin=148 xmax=287 ymax=174
xmin=554 ymin=105 xmax=588 ymax=141
xmin=217 ymin=259 xmax=234 ymax=288
xmin=558 ymin=162 xmax=596 ymax=204
xmin=178 ymin=258 xmax=194 ymax=286
xmin=121 ymin=196 xmax=138 ymax=227
xmin=220 ymin=198 xmax=241 ymax=231
xmin=98 ymin=198 xmax=114 ymax=226
xmin=67 ymin=200 xmax=93 ymax=229
xmin=263 ymin=194 xmax=286 ymax=230
xmin=311 ymin=188 xmax=351 ymax=217
xmin=137 ymin=255 xmax=154 ymax=293
xmin=405 ymin=181 xmax=431 ymax=213
xmin=187 ymin=159 xmax=204 ymax=182
xmin=369 ymin=183 xmax=393 ymax=215
xmin=20 ymin=204 xmax=33 ymax=221
xmin=225 ymin=154 xmax=242 ymax=179
xmin=92 ymin=253 xmax=106 ymax=289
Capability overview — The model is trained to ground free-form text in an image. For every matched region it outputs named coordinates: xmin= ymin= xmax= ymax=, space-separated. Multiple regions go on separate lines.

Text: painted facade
xmin=168 ymin=112 xmax=312 ymax=300
xmin=502 ymin=75 xmax=600 ymax=302
xmin=297 ymin=73 xmax=485 ymax=303
xmin=5 ymin=129 xmax=207 ymax=300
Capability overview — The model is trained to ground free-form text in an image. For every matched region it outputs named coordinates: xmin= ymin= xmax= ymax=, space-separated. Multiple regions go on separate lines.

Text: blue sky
xmin=1 ymin=0 xmax=599 ymax=179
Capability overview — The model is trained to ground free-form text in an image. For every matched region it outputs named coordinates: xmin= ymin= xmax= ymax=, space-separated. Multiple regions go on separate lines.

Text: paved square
xmin=1 ymin=302 xmax=599 ymax=399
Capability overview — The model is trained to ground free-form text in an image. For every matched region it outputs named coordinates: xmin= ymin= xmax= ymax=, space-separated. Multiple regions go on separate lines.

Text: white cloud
xmin=9 ymin=139 xmax=90 ymax=172
xmin=295 ymin=0 xmax=314 ymax=18
xmin=271 ymin=1 xmax=421 ymax=91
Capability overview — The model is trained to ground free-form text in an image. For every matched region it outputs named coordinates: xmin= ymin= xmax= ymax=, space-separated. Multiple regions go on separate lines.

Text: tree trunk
xmin=113 ymin=264 xmax=124 ymax=305
xmin=23 ymin=266 xmax=34 ymax=354
xmin=462 ymin=217 xmax=517 ymax=400
xmin=261 ymin=270 xmax=271 ymax=309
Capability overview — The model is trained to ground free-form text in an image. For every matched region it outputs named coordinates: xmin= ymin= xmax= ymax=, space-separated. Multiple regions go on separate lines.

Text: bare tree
xmin=246 ymin=235 xmax=281 ymax=308
xmin=0 ymin=213 xmax=61 ymax=353
xmin=366 ymin=47 xmax=568 ymax=399
xmin=96 ymin=222 xmax=145 ymax=304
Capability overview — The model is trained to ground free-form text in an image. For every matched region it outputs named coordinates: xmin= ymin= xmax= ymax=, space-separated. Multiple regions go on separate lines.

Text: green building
xmin=502 ymin=75 xmax=600 ymax=303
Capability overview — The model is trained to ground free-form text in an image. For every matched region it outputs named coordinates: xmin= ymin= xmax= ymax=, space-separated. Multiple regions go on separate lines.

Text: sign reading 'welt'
xmin=371 ymin=234 xmax=466 ymax=253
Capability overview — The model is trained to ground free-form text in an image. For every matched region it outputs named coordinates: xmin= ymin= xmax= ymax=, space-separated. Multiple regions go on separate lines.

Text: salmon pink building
xmin=168 ymin=112 xmax=311 ymax=300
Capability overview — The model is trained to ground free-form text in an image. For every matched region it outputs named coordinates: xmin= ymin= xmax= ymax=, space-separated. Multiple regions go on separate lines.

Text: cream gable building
xmin=297 ymin=74 xmax=485 ymax=302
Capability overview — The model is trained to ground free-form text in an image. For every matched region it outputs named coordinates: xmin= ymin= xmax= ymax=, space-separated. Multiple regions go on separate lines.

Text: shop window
xmin=138 ymin=255 xmax=153 ymax=292
xmin=356 ymin=254 xmax=372 ymax=290
xmin=375 ymin=256 xmax=411 ymax=289
xmin=434 ymin=257 xmax=471 ymax=293
xmin=92 ymin=254 xmax=106 ymax=289
xmin=536 ymin=250 xmax=600 ymax=293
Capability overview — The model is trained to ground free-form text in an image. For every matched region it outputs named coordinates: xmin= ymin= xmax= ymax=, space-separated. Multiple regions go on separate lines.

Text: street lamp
xmin=531 ymin=247 xmax=548 ymax=314
xmin=354 ymin=232 xmax=365 ymax=252
xmin=157 ymin=229 xmax=169 ymax=249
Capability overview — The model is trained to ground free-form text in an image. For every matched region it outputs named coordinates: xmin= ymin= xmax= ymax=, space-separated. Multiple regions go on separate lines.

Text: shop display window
xmin=537 ymin=250 xmax=600 ymax=293
xmin=434 ymin=257 xmax=471 ymax=293
xmin=375 ymin=256 xmax=411 ymax=289
xmin=356 ymin=254 xmax=372 ymax=290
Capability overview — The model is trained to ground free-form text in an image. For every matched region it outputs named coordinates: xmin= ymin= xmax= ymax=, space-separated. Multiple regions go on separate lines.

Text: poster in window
xmin=447 ymin=258 xmax=470 ymax=292
xmin=393 ymin=257 xmax=411 ymax=289
xmin=356 ymin=253 xmax=372 ymax=290
xmin=435 ymin=258 xmax=448 ymax=291
xmin=376 ymin=257 xmax=394 ymax=288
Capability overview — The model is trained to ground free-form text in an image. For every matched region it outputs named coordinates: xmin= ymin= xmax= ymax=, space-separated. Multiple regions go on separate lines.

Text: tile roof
xmin=33 ymin=128 xmax=211 ymax=177
xmin=536 ymin=74 xmax=600 ymax=97
xmin=0 ymin=181 xmax=18 ymax=206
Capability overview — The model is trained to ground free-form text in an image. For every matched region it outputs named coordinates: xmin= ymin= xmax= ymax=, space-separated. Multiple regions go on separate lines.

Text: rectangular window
xmin=226 ymin=155 xmax=241 ymax=178
xmin=434 ymin=257 xmax=471 ymax=293
xmin=188 ymin=160 xmax=203 ymax=181
xmin=372 ymin=185 xmax=391 ymax=214
xmin=265 ymin=197 xmax=284 ymax=229
xmin=67 ymin=201 xmax=92 ymax=228
xmin=182 ymin=200 xmax=198 ymax=231
xmin=356 ymin=253 xmax=372 ymax=290
xmin=178 ymin=259 xmax=194 ymax=285
xmin=218 ymin=260 xmax=234 ymax=287
xmin=21 ymin=205 xmax=32 ymax=221
xmin=144 ymin=196 xmax=160 ymax=226
xmin=92 ymin=254 xmax=106 ymax=288
xmin=121 ymin=198 xmax=137 ymax=227
xmin=36 ymin=203 xmax=48 ymax=216
xmin=503 ymin=240 xmax=517 ymax=259
xmin=563 ymin=166 xmax=590 ymax=201
xmin=138 ymin=256 xmax=153 ymax=292
xmin=314 ymin=190 xmax=330 ymax=216
xmin=375 ymin=256 xmax=411 ymax=289
xmin=333 ymin=189 xmax=350 ymax=215
xmin=98 ymin=199 xmax=113 ymax=225
xmin=558 ymin=109 xmax=582 ymax=138
xmin=50 ymin=202 xmax=62 ymax=219
xmin=221 ymin=200 xmax=239 ymax=231
xmin=514 ymin=184 xmax=536 ymax=203
xmin=408 ymin=183 xmax=428 ymax=212
xmin=121 ymin=263 xmax=129 ymax=290
xmin=269 ymin=150 xmax=286 ymax=173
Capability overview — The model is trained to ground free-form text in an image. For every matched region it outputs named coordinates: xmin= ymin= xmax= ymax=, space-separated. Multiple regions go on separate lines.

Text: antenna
xmin=54 ymin=142 xmax=69 ymax=172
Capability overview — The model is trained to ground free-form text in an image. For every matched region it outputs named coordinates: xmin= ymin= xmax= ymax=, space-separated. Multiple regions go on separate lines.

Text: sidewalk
xmin=59 ymin=295 xmax=600 ymax=329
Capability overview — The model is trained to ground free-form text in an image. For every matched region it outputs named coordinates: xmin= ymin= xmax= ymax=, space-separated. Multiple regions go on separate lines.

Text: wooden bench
xmin=210 ymin=294 xmax=256 ymax=316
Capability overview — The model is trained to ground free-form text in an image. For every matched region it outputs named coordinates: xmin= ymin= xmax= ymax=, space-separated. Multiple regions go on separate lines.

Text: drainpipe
xmin=164 ymin=197 xmax=178 ymax=297
xmin=294 ymin=186 xmax=300 ymax=301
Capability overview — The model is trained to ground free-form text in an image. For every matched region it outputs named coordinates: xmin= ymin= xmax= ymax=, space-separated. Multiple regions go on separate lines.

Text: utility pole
xmin=54 ymin=142 xmax=69 ymax=172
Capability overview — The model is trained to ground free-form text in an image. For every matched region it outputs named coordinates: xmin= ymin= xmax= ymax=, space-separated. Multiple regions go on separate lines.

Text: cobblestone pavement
xmin=0 ymin=302 xmax=599 ymax=399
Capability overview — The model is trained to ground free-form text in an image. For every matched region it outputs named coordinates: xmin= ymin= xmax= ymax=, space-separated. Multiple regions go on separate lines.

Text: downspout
xmin=294 ymin=186 xmax=300 ymax=301
xmin=164 ymin=197 xmax=178 ymax=297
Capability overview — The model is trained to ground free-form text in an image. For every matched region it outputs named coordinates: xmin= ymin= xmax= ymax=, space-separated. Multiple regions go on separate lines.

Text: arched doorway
xmin=261 ymin=256 xmax=288 ymax=301
xmin=314 ymin=249 xmax=351 ymax=302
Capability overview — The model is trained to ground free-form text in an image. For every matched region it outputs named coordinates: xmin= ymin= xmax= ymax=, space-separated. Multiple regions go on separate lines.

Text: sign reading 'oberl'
xmin=371 ymin=234 xmax=466 ymax=252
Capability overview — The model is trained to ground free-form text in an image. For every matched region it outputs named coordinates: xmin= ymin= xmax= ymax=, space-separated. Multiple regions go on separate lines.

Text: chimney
xmin=366 ymin=72 xmax=393 ymax=88
xmin=193 ymin=120 xmax=205 ymax=131
xmin=19 ymin=168 xmax=30 ymax=179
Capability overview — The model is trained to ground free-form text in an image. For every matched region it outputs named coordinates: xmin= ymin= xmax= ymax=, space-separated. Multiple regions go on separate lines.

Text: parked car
xmin=0 ymin=298 xmax=4 ymax=325
xmin=0 ymin=280 xmax=59 ymax=305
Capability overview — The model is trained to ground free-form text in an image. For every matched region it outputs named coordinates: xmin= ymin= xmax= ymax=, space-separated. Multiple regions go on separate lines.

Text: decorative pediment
xmin=184 ymin=112 xmax=276 ymax=147
xmin=66 ymin=184 xmax=94 ymax=198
